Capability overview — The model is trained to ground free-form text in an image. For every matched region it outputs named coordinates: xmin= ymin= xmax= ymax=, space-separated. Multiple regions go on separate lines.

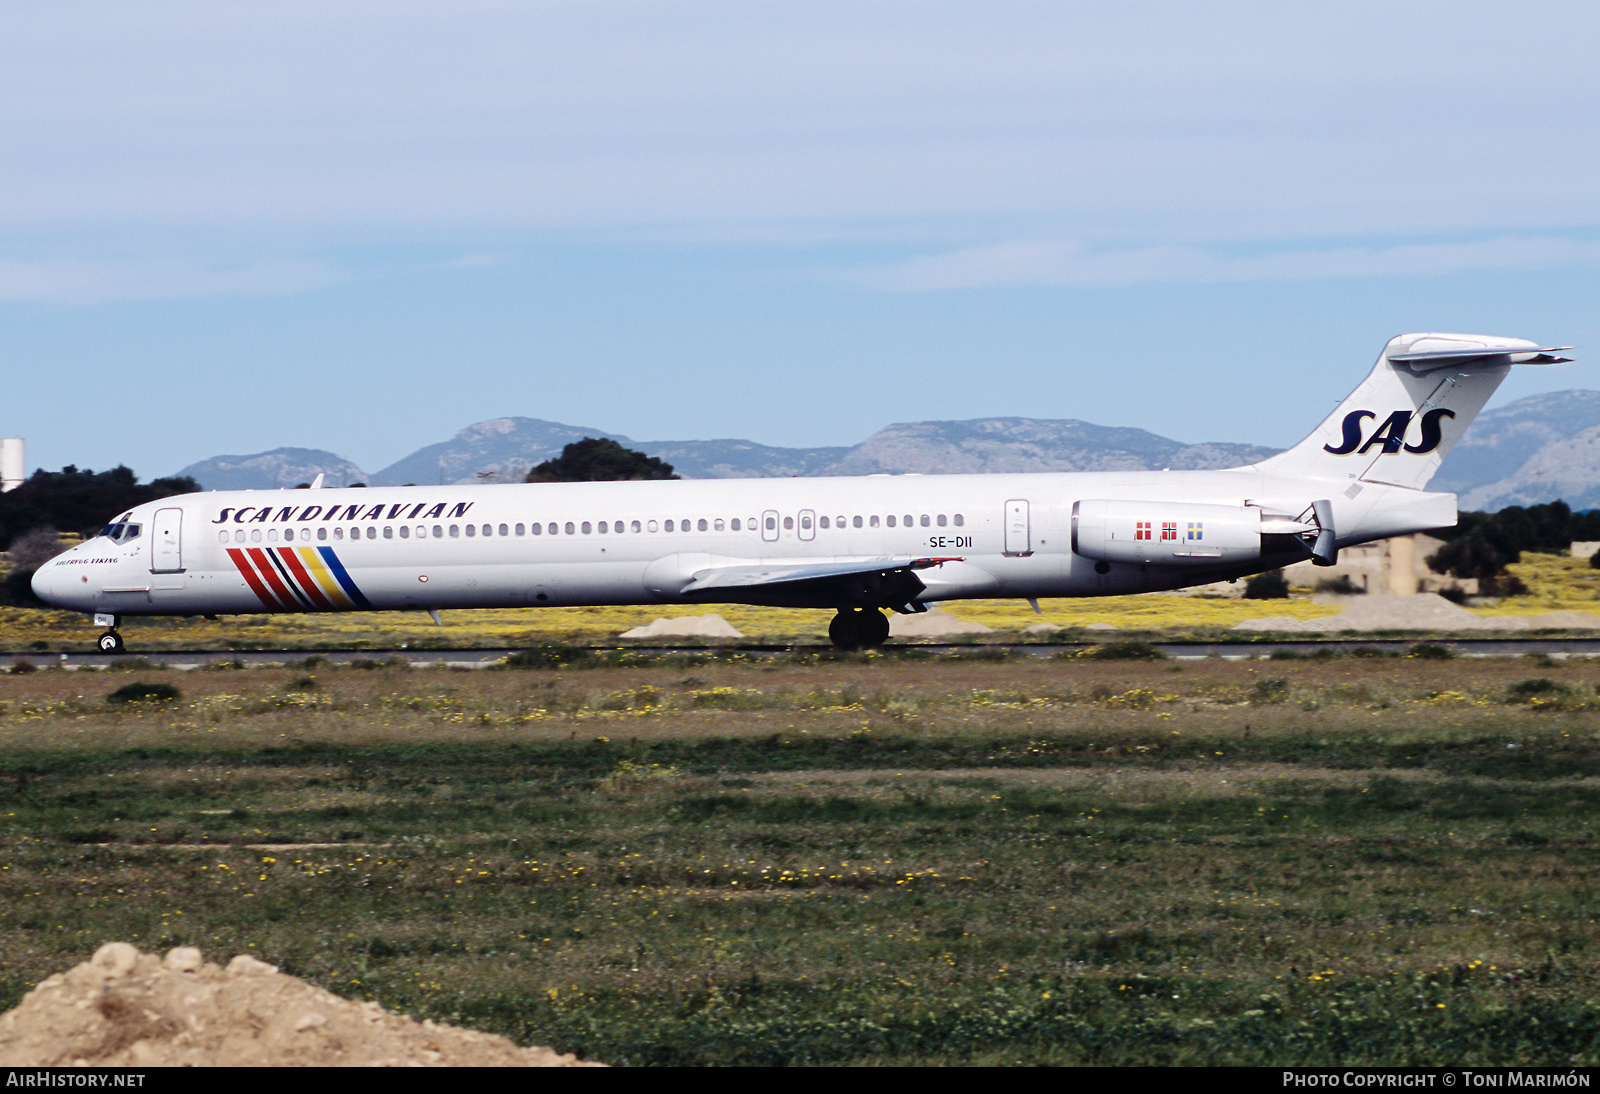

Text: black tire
xmin=828 ymin=610 xmax=863 ymax=650
xmin=863 ymin=608 xmax=890 ymax=647
xmin=97 ymin=631 xmax=124 ymax=654
xmin=828 ymin=608 xmax=888 ymax=651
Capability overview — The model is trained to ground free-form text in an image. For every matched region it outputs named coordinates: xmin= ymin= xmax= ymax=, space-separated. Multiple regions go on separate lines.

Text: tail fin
xmin=1249 ymin=333 xmax=1572 ymax=490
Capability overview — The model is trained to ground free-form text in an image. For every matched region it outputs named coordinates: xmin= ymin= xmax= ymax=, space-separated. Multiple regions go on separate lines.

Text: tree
xmin=1426 ymin=501 xmax=1578 ymax=583
xmin=1424 ymin=501 xmax=1587 ymax=597
xmin=1 ymin=465 xmax=200 ymax=607
xmin=0 ymin=466 xmax=199 ymax=552
xmin=0 ymin=528 xmax=67 ymax=607
xmin=524 ymin=438 xmax=678 ymax=483
xmin=6 ymin=527 xmax=67 ymax=570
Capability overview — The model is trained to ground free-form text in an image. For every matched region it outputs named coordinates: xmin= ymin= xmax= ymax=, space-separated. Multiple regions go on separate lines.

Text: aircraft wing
xmin=660 ymin=555 xmax=964 ymax=610
xmin=680 ymin=556 xmax=961 ymax=593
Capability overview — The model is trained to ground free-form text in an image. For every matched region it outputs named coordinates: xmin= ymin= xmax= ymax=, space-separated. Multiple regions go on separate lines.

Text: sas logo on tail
xmin=1323 ymin=408 xmax=1455 ymax=456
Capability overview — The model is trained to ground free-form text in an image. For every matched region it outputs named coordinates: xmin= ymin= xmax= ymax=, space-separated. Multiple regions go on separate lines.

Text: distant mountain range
xmin=1430 ymin=391 xmax=1600 ymax=511
xmin=177 ymin=417 xmax=1274 ymax=490
xmin=174 ymin=391 xmax=1600 ymax=512
xmin=174 ymin=447 xmax=370 ymax=491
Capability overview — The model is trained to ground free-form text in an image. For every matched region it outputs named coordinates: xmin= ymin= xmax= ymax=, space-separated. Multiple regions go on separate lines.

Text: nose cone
xmin=30 ymin=558 xmax=80 ymax=610
xmin=30 ymin=561 xmax=60 ymax=606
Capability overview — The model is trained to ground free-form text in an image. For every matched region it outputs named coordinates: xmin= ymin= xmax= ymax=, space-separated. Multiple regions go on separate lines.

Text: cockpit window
xmin=98 ymin=522 xmax=142 ymax=544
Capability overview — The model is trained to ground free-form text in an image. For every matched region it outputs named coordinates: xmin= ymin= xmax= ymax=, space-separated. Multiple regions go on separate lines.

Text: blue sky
xmin=3 ymin=1 xmax=1597 ymax=478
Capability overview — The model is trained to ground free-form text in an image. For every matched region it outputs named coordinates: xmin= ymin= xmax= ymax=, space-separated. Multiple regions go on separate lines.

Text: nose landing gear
xmin=828 ymin=607 xmax=890 ymax=651
xmin=92 ymin=613 xmax=124 ymax=654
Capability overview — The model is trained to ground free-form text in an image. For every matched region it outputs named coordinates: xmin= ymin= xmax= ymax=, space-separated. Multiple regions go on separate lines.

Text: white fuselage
xmin=29 ymin=467 xmax=1454 ymax=618
xmin=35 ymin=331 xmax=1564 ymax=636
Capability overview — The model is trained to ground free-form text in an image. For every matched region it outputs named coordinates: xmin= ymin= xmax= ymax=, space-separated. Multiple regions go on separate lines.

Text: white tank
xmin=0 ymin=438 xmax=22 ymax=492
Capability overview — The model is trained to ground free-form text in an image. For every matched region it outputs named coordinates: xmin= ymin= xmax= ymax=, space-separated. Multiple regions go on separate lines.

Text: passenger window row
xmin=218 ymin=512 xmax=967 ymax=545
xmin=816 ymin=514 xmax=964 ymax=530
xmin=534 ymin=518 xmax=744 ymax=535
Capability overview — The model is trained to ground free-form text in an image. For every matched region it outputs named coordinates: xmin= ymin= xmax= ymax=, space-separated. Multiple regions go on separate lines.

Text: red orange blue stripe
xmin=225 ymin=546 xmax=372 ymax=611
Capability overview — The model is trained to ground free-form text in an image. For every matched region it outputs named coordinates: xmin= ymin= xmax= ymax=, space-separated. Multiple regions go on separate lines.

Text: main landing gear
xmin=828 ymin=607 xmax=890 ymax=651
xmin=93 ymin=613 xmax=124 ymax=654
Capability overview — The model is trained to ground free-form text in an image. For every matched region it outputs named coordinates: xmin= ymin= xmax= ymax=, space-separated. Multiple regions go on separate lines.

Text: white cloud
xmin=0 ymin=255 xmax=349 ymax=305
xmin=2 ymin=2 xmax=1597 ymax=302
xmin=0 ymin=245 xmax=517 ymax=304
xmin=847 ymin=235 xmax=1600 ymax=292
xmin=0 ymin=1 xmax=1595 ymax=240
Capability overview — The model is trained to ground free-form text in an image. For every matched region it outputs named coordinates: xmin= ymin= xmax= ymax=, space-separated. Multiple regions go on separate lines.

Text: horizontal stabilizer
xmin=1388 ymin=345 xmax=1572 ymax=370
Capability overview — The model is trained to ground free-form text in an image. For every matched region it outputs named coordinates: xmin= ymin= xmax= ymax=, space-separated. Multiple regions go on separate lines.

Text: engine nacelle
xmin=1071 ymin=499 xmax=1308 ymax=566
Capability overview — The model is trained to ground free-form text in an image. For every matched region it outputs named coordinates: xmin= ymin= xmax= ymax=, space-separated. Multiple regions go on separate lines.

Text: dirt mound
xmin=619 ymin=613 xmax=744 ymax=638
xmin=0 ymin=943 xmax=600 ymax=1067
xmin=1516 ymin=611 xmax=1600 ymax=630
xmin=888 ymin=608 xmax=993 ymax=637
xmin=1233 ymin=594 xmax=1600 ymax=633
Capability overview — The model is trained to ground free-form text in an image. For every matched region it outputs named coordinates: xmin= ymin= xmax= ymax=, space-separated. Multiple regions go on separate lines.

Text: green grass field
xmin=3 ymin=650 xmax=1600 ymax=1064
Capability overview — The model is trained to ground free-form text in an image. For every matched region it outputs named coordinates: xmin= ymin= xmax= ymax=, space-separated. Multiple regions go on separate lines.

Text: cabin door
xmin=151 ymin=507 xmax=184 ymax=573
xmin=1003 ymin=500 xmax=1032 ymax=557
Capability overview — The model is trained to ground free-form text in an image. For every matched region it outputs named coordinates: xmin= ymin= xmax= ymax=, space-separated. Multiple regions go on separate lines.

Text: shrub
xmin=1243 ymin=571 xmax=1289 ymax=599
xmin=1087 ymin=641 xmax=1165 ymax=661
xmin=6 ymin=527 xmax=68 ymax=569
xmin=1314 ymin=575 xmax=1362 ymax=595
xmin=1252 ymin=677 xmax=1290 ymax=703
xmin=106 ymin=682 xmax=181 ymax=704
xmin=1406 ymin=643 xmax=1454 ymax=660
xmin=1479 ymin=573 xmax=1530 ymax=598
xmin=106 ymin=659 xmax=163 ymax=672
xmin=0 ymin=567 xmax=46 ymax=608
xmin=1506 ymin=678 xmax=1569 ymax=702
xmin=502 ymin=645 xmax=595 ymax=669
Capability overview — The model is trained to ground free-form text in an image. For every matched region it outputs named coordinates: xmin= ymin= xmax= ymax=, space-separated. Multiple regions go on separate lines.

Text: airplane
xmin=31 ymin=332 xmax=1571 ymax=653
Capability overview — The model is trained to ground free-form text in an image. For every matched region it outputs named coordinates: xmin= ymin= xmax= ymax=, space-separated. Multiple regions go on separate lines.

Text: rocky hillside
xmin=1439 ymin=391 xmax=1600 ymax=511
xmin=829 ymin=418 xmax=1274 ymax=476
xmin=175 ymin=447 xmax=369 ymax=491
xmin=171 ymin=391 xmax=1600 ymax=511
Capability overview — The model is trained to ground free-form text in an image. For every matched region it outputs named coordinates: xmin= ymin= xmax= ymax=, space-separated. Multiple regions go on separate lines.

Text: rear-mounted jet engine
xmin=1070 ymin=499 xmax=1332 ymax=567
